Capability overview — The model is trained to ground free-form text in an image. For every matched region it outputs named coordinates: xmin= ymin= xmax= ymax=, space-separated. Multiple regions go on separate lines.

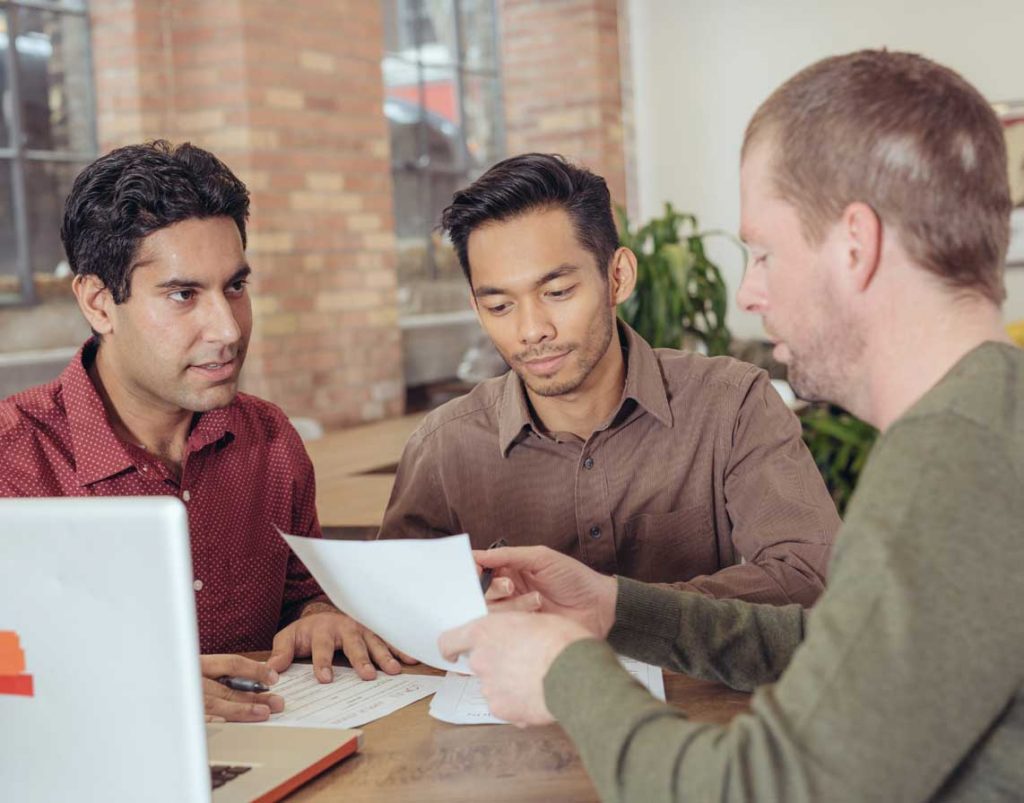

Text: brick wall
xmin=499 ymin=0 xmax=631 ymax=208
xmin=89 ymin=0 xmax=403 ymax=426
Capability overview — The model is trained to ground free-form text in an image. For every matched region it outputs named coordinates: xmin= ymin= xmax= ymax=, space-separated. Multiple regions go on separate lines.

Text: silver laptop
xmin=0 ymin=496 xmax=361 ymax=802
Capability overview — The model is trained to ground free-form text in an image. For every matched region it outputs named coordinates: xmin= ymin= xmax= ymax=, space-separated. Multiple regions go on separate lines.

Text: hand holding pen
xmin=217 ymin=675 xmax=270 ymax=693
xmin=200 ymin=654 xmax=284 ymax=723
xmin=479 ymin=538 xmax=509 ymax=593
xmin=475 ymin=539 xmax=545 ymax=616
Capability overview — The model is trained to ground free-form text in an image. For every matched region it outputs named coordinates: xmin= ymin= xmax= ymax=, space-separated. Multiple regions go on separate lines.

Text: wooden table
xmin=305 ymin=414 xmax=425 ymax=531
xmin=278 ymin=663 xmax=750 ymax=802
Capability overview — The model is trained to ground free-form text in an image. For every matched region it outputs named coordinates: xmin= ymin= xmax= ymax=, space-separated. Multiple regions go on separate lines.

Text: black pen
xmin=217 ymin=675 xmax=270 ymax=693
xmin=479 ymin=537 xmax=509 ymax=594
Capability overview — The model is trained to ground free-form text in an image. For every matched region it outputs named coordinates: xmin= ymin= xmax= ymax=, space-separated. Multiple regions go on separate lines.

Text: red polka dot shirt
xmin=0 ymin=340 xmax=326 ymax=653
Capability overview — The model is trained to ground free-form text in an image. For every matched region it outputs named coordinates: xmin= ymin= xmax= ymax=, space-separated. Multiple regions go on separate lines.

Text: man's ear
xmin=841 ymin=202 xmax=882 ymax=293
xmin=72 ymin=274 xmax=116 ymax=335
xmin=608 ymin=247 xmax=637 ymax=306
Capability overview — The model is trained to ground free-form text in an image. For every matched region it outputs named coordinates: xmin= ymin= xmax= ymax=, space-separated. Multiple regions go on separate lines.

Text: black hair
xmin=60 ymin=140 xmax=250 ymax=303
xmin=440 ymin=153 xmax=618 ymax=283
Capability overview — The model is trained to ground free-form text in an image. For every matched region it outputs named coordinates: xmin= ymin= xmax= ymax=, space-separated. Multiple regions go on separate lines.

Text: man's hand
xmin=483 ymin=575 xmax=540 ymax=612
xmin=201 ymin=654 xmax=283 ymax=723
xmin=269 ymin=609 xmax=416 ymax=682
xmin=438 ymin=612 xmax=593 ymax=726
xmin=475 ymin=546 xmax=618 ymax=638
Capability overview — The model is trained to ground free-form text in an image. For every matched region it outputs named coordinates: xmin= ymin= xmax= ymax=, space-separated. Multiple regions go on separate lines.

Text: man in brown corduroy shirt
xmin=379 ymin=154 xmax=840 ymax=606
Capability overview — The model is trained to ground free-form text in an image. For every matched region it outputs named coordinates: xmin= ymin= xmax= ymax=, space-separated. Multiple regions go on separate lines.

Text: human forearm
xmin=608 ymin=577 xmax=805 ymax=690
xmin=296 ymin=595 xmax=336 ymax=616
xmin=665 ymin=543 xmax=829 ymax=607
xmin=545 ymin=638 xmax=717 ymax=803
xmin=546 ymin=642 xmax=830 ymax=803
xmin=278 ymin=582 xmax=330 ymax=627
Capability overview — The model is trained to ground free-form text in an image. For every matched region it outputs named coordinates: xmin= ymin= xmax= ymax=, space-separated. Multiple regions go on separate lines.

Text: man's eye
xmin=746 ymin=253 xmax=768 ymax=270
xmin=485 ymin=303 xmax=510 ymax=315
xmin=169 ymin=290 xmax=194 ymax=303
xmin=227 ymin=280 xmax=249 ymax=296
xmin=548 ymin=285 xmax=577 ymax=299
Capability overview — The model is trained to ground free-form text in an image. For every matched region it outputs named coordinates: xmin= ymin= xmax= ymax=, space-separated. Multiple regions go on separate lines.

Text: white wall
xmin=627 ymin=0 xmax=1024 ymax=339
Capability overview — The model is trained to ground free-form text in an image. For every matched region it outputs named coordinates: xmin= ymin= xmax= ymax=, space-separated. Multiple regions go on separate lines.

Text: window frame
xmin=0 ymin=0 xmax=97 ymax=306
xmin=383 ymin=0 xmax=506 ymax=279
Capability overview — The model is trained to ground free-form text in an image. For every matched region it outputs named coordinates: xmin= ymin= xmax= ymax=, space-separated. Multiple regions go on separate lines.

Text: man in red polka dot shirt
xmin=0 ymin=142 xmax=413 ymax=722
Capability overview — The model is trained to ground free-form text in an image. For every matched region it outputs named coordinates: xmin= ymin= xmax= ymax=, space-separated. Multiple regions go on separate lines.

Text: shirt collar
xmin=62 ymin=339 xmax=238 ymax=486
xmin=496 ymin=320 xmax=673 ymax=458
xmin=497 ymin=368 xmax=534 ymax=457
xmin=62 ymin=339 xmax=136 ymax=486
xmin=618 ymin=320 xmax=673 ymax=429
xmin=188 ymin=404 xmax=235 ymax=452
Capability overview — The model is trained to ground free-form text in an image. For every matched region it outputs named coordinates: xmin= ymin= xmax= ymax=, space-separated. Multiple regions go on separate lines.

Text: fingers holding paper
xmin=200 ymin=654 xmax=283 ymax=723
xmin=269 ymin=610 xmax=410 ymax=682
xmin=472 ymin=546 xmax=618 ymax=638
xmin=438 ymin=612 xmax=593 ymax=727
xmin=483 ymin=573 xmax=543 ymax=614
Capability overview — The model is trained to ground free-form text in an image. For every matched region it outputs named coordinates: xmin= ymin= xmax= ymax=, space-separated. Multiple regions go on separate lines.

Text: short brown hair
xmin=743 ymin=50 xmax=1010 ymax=303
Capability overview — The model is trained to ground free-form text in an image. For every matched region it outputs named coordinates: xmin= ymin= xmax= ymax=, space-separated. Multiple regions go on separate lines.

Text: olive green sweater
xmin=545 ymin=342 xmax=1024 ymax=802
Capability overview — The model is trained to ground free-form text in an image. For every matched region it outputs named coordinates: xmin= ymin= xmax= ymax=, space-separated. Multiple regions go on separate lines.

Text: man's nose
xmin=203 ymin=294 xmax=243 ymax=346
xmin=736 ymin=261 xmax=767 ymax=314
xmin=518 ymin=298 xmax=555 ymax=346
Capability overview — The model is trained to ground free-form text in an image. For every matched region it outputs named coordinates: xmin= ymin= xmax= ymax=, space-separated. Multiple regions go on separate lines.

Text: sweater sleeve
xmin=544 ymin=414 xmax=1024 ymax=803
xmin=607 ymin=577 xmax=805 ymax=690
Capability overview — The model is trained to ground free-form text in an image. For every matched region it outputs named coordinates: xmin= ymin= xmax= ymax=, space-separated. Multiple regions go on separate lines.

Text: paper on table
xmin=279 ymin=532 xmax=487 ymax=672
xmin=250 ymin=665 xmax=442 ymax=729
xmin=429 ymin=655 xmax=666 ymax=725
xmin=429 ymin=671 xmax=497 ymax=725
xmin=617 ymin=654 xmax=666 ymax=700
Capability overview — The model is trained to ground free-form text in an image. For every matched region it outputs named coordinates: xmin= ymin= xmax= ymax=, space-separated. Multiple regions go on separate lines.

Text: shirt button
xmin=182 ymin=490 xmax=191 ymax=502
xmin=589 ymin=525 xmax=602 ymax=539
xmin=193 ymin=579 xmax=203 ymax=591
xmin=583 ymin=457 xmax=594 ymax=470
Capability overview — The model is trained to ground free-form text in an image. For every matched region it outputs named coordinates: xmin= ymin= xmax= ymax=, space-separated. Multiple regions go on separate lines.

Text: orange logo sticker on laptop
xmin=0 ymin=631 xmax=34 ymax=696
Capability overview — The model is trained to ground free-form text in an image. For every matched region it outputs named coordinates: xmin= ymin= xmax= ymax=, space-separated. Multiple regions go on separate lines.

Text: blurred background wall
xmin=1 ymin=0 xmax=1021 ymax=425
xmin=627 ymin=0 xmax=1024 ymax=339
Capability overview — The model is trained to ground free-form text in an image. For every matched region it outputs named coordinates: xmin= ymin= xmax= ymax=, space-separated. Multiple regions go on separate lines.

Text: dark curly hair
xmin=441 ymin=153 xmax=618 ymax=284
xmin=60 ymin=140 xmax=250 ymax=303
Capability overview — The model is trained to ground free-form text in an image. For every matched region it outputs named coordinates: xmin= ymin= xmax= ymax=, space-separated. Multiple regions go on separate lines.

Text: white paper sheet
xmin=429 ymin=655 xmax=666 ymax=725
xmin=280 ymin=532 xmax=487 ymax=672
xmin=429 ymin=670 xmax=499 ymax=725
xmin=617 ymin=654 xmax=666 ymax=700
xmin=250 ymin=665 xmax=443 ymax=729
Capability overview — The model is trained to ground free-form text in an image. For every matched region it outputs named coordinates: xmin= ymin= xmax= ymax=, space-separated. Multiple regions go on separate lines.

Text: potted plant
xmin=799 ymin=404 xmax=878 ymax=515
xmin=616 ymin=202 xmax=736 ymax=356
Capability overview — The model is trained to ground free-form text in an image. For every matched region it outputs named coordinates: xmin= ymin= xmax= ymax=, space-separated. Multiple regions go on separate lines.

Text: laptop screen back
xmin=0 ymin=496 xmax=210 ymax=803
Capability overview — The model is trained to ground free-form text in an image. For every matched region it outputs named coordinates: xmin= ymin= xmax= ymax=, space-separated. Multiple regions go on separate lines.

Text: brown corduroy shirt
xmin=380 ymin=323 xmax=840 ymax=605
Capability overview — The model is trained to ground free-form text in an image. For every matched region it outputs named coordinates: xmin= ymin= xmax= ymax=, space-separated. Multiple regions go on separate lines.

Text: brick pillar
xmin=89 ymin=0 xmax=403 ymax=426
xmin=498 ymin=0 xmax=631 ymax=207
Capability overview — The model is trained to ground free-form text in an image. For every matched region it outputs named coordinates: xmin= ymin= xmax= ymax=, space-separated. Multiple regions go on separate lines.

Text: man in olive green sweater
xmin=439 ymin=50 xmax=1023 ymax=801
